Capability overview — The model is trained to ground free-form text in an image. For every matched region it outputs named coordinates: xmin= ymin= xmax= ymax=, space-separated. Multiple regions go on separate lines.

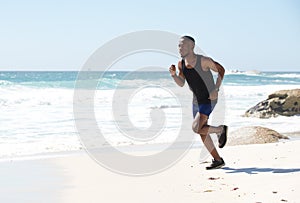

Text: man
xmin=169 ymin=35 xmax=228 ymax=170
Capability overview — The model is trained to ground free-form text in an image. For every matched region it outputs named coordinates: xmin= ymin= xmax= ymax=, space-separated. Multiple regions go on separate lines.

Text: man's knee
xmin=192 ymin=113 xmax=208 ymax=134
xmin=192 ymin=122 xmax=205 ymax=134
xmin=192 ymin=122 xmax=199 ymax=133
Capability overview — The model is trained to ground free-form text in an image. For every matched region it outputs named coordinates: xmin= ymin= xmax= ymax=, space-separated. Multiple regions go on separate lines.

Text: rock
xmin=227 ymin=126 xmax=289 ymax=146
xmin=245 ymin=89 xmax=300 ymax=118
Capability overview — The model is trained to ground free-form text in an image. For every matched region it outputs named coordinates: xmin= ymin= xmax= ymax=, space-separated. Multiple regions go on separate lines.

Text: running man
xmin=169 ymin=35 xmax=228 ymax=170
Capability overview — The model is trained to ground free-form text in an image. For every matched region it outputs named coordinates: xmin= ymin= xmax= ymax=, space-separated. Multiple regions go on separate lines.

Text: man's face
xmin=178 ymin=38 xmax=193 ymax=58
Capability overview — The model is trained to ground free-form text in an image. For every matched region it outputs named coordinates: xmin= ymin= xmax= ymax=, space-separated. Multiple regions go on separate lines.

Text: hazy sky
xmin=0 ymin=0 xmax=299 ymax=71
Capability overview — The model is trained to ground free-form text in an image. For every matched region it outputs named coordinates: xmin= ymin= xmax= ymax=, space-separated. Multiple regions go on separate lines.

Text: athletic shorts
xmin=192 ymin=102 xmax=216 ymax=118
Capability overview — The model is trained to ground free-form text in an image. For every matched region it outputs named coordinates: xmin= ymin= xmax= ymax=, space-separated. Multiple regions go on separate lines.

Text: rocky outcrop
xmin=227 ymin=126 xmax=289 ymax=146
xmin=245 ymin=89 xmax=300 ymax=118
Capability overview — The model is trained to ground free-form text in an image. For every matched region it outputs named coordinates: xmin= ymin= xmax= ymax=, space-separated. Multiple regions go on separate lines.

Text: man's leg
xmin=192 ymin=112 xmax=222 ymax=161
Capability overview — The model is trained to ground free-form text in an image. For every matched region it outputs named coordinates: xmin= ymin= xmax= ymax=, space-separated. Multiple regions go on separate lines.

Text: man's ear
xmin=191 ymin=43 xmax=195 ymax=50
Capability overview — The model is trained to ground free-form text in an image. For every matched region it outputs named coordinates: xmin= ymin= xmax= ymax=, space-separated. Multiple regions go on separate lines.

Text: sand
xmin=1 ymin=140 xmax=300 ymax=203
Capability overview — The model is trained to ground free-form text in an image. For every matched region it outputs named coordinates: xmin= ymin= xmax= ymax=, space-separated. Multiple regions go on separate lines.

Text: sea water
xmin=0 ymin=71 xmax=299 ymax=158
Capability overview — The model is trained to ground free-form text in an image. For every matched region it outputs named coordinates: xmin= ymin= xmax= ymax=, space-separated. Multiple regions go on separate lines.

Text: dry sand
xmin=1 ymin=140 xmax=300 ymax=203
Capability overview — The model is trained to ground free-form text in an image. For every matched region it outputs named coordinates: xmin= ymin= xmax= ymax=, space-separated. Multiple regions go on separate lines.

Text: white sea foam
xmin=267 ymin=73 xmax=300 ymax=78
xmin=0 ymin=76 xmax=299 ymax=159
xmin=0 ymin=86 xmax=81 ymax=158
xmin=0 ymin=80 xmax=13 ymax=86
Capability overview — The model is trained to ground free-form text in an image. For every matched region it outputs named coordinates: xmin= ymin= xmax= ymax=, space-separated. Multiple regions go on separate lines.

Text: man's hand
xmin=209 ymin=90 xmax=218 ymax=100
xmin=169 ymin=64 xmax=176 ymax=76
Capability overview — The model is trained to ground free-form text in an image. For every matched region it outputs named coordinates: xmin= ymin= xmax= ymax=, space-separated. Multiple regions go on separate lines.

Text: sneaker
xmin=206 ymin=158 xmax=225 ymax=170
xmin=218 ymin=125 xmax=228 ymax=148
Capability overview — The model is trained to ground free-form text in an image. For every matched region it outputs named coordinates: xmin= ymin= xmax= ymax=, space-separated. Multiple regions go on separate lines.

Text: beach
xmin=1 ymin=71 xmax=300 ymax=202
xmin=1 ymin=0 xmax=299 ymax=202
xmin=1 ymin=140 xmax=300 ymax=203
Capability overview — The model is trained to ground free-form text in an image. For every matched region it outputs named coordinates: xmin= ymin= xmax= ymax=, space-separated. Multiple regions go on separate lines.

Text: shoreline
xmin=1 ymin=131 xmax=300 ymax=162
xmin=2 ymin=132 xmax=300 ymax=162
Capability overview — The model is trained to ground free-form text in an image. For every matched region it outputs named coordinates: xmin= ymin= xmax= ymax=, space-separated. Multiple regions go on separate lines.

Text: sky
xmin=0 ymin=0 xmax=299 ymax=71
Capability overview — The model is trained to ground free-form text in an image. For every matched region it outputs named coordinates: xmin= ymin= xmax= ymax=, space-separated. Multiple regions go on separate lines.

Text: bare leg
xmin=192 ymin=112 xmax=222 ymax=161
xmin=192 ymin=113 xmax=223 ymax=135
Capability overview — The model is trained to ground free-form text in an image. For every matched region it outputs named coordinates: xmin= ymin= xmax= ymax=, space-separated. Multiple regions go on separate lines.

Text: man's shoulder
xmin=178 ymin=60 xmax=183 ymax=68
xmin=199 ymin=55 xmax=211 ymax=60
xmin=200 ymin=55 xmax=214 ymax=65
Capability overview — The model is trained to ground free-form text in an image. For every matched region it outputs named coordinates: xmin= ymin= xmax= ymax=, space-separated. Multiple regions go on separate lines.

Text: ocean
xmin=1 ymin=71 xmax=300 ymax=159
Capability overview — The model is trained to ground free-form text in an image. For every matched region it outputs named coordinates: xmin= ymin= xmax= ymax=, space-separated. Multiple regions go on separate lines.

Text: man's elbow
xmin=220 ymin=67 xmax=225 ymax=78
xmin=215 ymin=62 xmax=225 ymax=78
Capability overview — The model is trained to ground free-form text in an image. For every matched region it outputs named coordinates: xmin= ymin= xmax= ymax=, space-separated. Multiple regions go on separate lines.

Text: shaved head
xmin=179 ymin=35 xmax=195 ymax=58
xmin=181 ymin=35 xmax=195 ymax=44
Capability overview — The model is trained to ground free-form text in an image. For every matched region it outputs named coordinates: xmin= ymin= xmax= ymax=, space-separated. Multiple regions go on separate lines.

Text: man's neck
xmin=184 ymin=53 xmax=197 ymax=63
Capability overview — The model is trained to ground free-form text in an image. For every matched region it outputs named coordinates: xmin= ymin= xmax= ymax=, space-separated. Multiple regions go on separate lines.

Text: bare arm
xmin=169 ymin=61 xmax=185 ymax=87
xmin=201 ymin=56 xmax=225 ymax=100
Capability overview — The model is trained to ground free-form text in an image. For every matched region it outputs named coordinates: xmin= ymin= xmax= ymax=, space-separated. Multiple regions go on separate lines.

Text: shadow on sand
xmin=222 ymin=167 xmax=300 ymax=174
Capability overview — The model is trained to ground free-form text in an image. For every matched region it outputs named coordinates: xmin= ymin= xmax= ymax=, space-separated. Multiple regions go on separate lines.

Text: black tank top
xmin=182 ymin=55 xmax=216 ymax=104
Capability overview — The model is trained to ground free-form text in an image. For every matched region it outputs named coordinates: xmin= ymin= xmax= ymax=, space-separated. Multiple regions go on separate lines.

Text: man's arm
xmin=169 ymin=61 xmax=185 ymax=87
xmin=202 ymin=56 xmax=225 ymax=89
xmin=201 ymin=56 xmax=225 ymax=100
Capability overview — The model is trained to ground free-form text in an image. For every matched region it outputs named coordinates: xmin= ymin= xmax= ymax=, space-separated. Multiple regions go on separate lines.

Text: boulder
xmin=245 ymin=89 xmax=300 ymax=118
xmin=227 ymin=126 xmax=289 ymax=146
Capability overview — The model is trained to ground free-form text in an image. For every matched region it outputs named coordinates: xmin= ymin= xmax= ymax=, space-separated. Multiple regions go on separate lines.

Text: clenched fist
xmin=169 ymin=64 xmax=176 ymax=76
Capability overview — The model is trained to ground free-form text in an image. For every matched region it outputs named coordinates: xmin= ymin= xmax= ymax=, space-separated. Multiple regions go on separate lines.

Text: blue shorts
xmin=192 ymin=103 xmax=216 ymax=118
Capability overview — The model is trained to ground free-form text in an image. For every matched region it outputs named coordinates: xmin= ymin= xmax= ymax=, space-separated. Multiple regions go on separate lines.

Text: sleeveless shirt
xmin=182 ymin=55 xmax=216 ymax=104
